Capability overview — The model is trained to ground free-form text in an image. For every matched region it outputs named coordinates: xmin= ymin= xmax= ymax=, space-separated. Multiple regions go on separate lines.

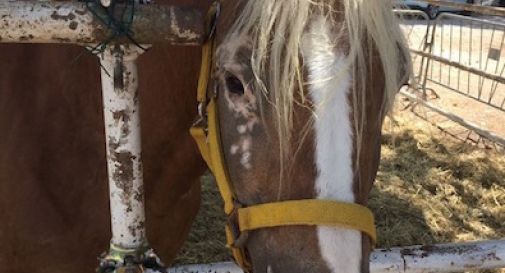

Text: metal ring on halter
xmin=100 ymin=0 xmax=111 ymax=7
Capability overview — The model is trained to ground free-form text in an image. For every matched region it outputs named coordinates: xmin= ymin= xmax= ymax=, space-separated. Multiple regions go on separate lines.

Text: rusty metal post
xmin=98 ymin=45 xmax=162 ymax=273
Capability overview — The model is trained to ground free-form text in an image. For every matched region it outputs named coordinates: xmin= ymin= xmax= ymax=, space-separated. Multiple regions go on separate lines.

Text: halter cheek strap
xmin=190 ymin=2 xmax=377 ymax=271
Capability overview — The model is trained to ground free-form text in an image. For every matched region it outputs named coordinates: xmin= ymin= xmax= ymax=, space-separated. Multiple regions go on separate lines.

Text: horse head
xmin=193 ymin=0 xmax=411 ymax=272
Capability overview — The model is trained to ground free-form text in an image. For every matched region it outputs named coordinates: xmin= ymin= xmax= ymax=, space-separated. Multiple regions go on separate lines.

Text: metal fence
xmin=397 ymin=6 xmax=505 ymax=147
xmin=429 ymin=13 xmax=505 ymax=111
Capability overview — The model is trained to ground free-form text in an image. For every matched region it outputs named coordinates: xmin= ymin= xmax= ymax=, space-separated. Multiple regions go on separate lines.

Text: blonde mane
xmin=225 ymin=0 xmax=412 ymax=185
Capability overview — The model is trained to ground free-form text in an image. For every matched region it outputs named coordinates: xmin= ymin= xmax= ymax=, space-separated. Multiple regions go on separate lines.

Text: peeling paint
xmin=112 ymin=150 xmax=135 ymax=194
xmin=0 ymin=1 xmax=205 ymax=45
xmin=100 ymin=46 xmax=146 ymax=251
xmin=69 ymin=21 xmax=78 ymax=30
xmin=113 ymin=110 xmax=131 ymax=123
xmin=371 ymin=240 xmax=505 ymax=272
xmin=50 ymin=11 xmax=76 ymax=21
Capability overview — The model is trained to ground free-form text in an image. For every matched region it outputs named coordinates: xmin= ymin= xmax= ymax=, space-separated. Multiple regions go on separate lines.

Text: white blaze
xmin=302 ymin=17 xmax=362 ymax=273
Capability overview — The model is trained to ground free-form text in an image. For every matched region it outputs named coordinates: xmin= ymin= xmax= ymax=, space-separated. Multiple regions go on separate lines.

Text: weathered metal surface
xmin=167 ymin=240 xmax=505 ymax=273
xmin=0 ymin=1 xmax=204 ymax=45
xmin=100 ymin=45 xmax=147 ymax=250
xmin=371 ymin=240 xmax=505 ymax=272
xmin=97 ymin=44 xmax=166 ymax=273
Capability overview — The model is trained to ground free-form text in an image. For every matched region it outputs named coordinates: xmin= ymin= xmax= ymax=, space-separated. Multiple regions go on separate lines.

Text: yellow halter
xmin=190 ymin=2 xmax=376 ymax=271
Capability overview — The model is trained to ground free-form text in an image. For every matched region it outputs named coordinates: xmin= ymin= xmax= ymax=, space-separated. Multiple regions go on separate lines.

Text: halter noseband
xmin=190 ymin=2 xmax=377 ymax=271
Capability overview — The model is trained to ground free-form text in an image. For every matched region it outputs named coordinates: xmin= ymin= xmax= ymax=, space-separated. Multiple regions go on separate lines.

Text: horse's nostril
xmin=226 ymin=75 xmax=245 ymax=95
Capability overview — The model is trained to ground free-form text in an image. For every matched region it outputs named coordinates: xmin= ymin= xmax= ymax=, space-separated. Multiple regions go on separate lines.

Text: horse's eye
xmin=225 ymin=75 xmax=245 ymax=95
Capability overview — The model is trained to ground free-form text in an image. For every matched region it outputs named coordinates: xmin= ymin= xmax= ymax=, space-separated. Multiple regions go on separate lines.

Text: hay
xmin=174 ymin=110 xmax=505 ymax=272
xmin=173 ymin=174 xmax=229 ymax=264
xmin=376 ymin=113 xmax=504 ymax=248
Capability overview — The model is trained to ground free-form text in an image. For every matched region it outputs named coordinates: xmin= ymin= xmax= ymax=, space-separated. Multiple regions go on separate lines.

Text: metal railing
xmin=425 ymin=0 xmax=505 ymax=17
xmin=430 ymin=13 xmax=504 ymax=110
xmin=396 ymin=4 xmax=505 ymax=146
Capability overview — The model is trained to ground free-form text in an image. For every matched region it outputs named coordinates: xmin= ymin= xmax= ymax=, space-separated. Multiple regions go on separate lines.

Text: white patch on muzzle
xmin=302 ymin=17 xmax=362 ymax=273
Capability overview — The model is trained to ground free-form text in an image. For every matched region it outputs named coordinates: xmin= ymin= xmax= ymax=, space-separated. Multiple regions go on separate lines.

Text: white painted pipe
xmin=0 ymin=1 xmax=204 ymax=45
xmin=100 ymin=45 xmax=147 ymax=250
xmin=168 ymin=240 xmax=505 ymax=273
xmin=370 ymin=239 xmax=505 ymax=273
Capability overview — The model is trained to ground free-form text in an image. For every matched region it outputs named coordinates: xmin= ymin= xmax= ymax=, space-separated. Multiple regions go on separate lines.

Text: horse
xmin=0 ymin=1 xmax=213 ymax=272
xmin=0 ymin=0 xmax=410 ymax=272
xmin=200 ymin=0 xmax=410 ymax=272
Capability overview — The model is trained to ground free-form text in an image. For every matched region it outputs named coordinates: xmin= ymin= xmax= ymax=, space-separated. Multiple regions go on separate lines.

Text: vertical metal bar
xmin=100 ymin=45 xmax=147 ymax=252
xmin=449 ymin=20 xmax=454 ymax=86
xmin=429 ymin=18 xmax=435 ymax=81
xmin=457 ymin=17 xmax=462 ymax=91
xmin=478 ymin=22 xmax=484 ymax=98
xmin=468 ymin=19 xmax=473 ymax=94
xmin=497 ymin=65 xmax=505 ymax=109
xmin=421 ymin=15 xmax=435 ymax=98
xmin=479 ymin=25 xmax=496 ymax=100
xmin=419 ymin=15 xmax=436 ymax=95
xmin=488 ymin=28 xmax=504 ymax=104
xmin=97 ymin=44 xmax=164 ymax=273
xmin=440 ymin=20 xmax=444 ymax=83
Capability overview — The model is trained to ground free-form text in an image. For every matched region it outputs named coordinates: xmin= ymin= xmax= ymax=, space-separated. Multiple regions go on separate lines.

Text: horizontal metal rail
xmin=168 ymin=240 xmax=505 ymax=273
xmin=423 ymin=0 xmax=505 ymax=16
xmin=400 ymin=90 xmax=505 ymax=146
xmin=0 ymin=1 xmax=205 ymax=45
xmin=411 ymin=49 xmax=505 ymax=85
xmin=370 ymin=239 xmax=505 ymax=273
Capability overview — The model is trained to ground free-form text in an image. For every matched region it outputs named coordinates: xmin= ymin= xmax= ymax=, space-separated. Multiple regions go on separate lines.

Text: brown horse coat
xmin=0 ymin=1 xmax=212 ymax=272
